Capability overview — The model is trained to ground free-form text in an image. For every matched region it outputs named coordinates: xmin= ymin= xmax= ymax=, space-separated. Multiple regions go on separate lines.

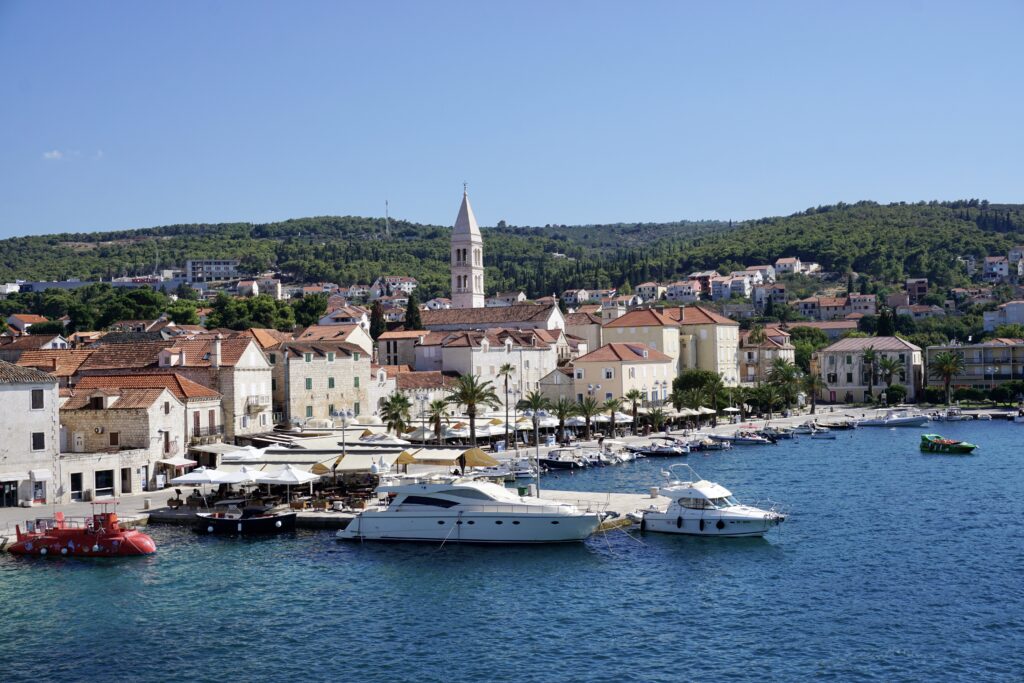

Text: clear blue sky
xmin=1 ymin=1 xmax=1022 ymax=238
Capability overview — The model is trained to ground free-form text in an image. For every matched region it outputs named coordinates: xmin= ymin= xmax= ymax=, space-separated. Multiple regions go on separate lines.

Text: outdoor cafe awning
xmin=0 ymin=471 xmax=28 ymax=482
xmin=30 ymin=469 xmax=53 ymax=481
xmin=157 ymin=457 xmax=198 ymax=468
xmin=394 ymin=447 xmax=499 ymax=468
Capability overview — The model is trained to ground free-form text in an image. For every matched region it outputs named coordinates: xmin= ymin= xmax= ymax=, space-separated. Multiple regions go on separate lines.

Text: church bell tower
xmin=451 ymin=185 xmax=485 ymax=309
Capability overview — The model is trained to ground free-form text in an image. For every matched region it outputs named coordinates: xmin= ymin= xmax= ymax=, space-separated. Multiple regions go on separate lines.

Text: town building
xmin=0 ymin=361 xmax=59 ymax=507
xmin=185 ymin=259 xmax=240 ymax=283
xmin=0 ymin=334 xmax=70 ymax=363
xmin=538 ymin=367 xmax=576 ymax=404
xmin=376 ymin=330 xmax=430 ymax=367
xmin=774 ymin=257 xmax=802 ymax=274
xmin=451 ymin=188 xmax=484 ymax=309
xmin=571 ymin=343 xmax=675 ymax=404
xmin=561 ymin=289 xmax=590 ymax=307
xmin=784 ymin=320 xmax=859 ymax=341
xmin=665 ymin=280 xmax=700 ymax=303
xmin=270 ymin=340 xmax=370 ymax=425
xmin=5 ymin=313 xmax=50 ymax=334
xmin=739 ymin=327 xmax=795 ymax=385
xmin=564 ymin=311 xmax=603 ymax=353
xmin=636 ymin=282 xmax=666 ymax=301
xmin=439 ymin=329 xmax=558 ymax=397
xmin=663 ymin=306 xmax=740 ymax=385
xmin=895 ymin=304 xmax=946 ymax=320
xmin=317 ymin=305 xmax=370 ymax=330
xmin=236 ymin=280 xmax=259 ymax=297
xmin=814 ymin=336 xmax=922 ymax=403
xmin=983 ymin=301 xmax=1024 ymax=332
xmin=420 ymin=303 xmax=564 ymax=332
xmin=924 ymin=339 xmax=1024 ymax=391
xmin=293 ymin=324 xmax=373 ymax=355
xmin=905 ymin=278 xmax=929 ymax=304
xmin=983 ymin=256 xmax=1010 ymax=282
xmin=486 ymin=291 xmax=528 ymax=308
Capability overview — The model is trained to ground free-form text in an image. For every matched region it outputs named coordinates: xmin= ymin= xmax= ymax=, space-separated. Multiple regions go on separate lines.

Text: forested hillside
xmin=1 ymin=200 xmax=1021 ymax=300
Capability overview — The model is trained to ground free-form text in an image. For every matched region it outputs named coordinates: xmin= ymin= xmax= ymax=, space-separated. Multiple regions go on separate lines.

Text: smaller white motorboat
xmin=933 ymin=407 xmax=972 ymax=422
xmin=974 ymin=413 xmax=992 ymax=421
xmin=637 ymin=464 xmax=786 ymax=537
xmin=810 ymin=429 xmax=836 ymax=440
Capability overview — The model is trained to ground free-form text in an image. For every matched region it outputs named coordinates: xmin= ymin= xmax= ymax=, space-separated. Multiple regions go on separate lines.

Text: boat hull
xmin=539 ymin=459 xmax=585 ymax=470
xmin=8 ymin=529 xmax=156 ymax=557
xmin=641 ymin=512 xmax=781 ymax=537
xmin=337 ymin=510 xmax=601 ymax=543
xmin=193 ymin=511 xmax=297 ymax=535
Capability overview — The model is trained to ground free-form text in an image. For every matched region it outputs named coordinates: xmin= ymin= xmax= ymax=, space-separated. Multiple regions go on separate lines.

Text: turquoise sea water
xmin=2 ymin=421 xmax=1023 ymax=682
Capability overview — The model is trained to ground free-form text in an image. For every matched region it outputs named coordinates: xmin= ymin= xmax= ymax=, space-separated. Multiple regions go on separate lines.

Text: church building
xmin=451 ymin=187 xmax=485 ymax=309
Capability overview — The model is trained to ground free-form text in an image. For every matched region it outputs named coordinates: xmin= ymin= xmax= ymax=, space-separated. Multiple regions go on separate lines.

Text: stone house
xmin=571 ymin=343 xmax=675 ymax=404
xmin=0 ymin=361 xmax=59 ymax=507
xmin=814 ymin=336 xmax=922 ymax=403
xmin=271 ymin=340 xmax=370 ymax=424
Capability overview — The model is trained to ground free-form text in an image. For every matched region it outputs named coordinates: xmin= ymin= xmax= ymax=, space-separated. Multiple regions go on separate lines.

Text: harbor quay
xmin=0 ymin=403 xmax=948 ymax=550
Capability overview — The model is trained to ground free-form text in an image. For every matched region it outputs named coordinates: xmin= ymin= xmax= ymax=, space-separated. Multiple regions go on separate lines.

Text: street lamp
xmin=415 ymin=391 xmax=429 ymax=442
xmin=333 ymin=408 xmax=354 ymax=485
xmin=510 ymin=387 xmax=522 ymax=457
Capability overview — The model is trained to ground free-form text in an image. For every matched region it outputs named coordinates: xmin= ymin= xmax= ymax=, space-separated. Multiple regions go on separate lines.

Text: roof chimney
xmin=212 ymin=334 xmax=222 ymax=369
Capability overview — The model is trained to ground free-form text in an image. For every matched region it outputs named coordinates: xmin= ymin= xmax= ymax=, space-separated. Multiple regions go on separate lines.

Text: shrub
xmin=884 ymin=384 xmax=907 ymax=404
xmin=952 ymin=387 xmax=986 ymax=403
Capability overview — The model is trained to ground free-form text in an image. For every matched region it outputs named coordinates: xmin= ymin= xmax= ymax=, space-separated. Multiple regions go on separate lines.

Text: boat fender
xmin=237 ymin=523 xmax=243 ymax=532
xmin=207 ymin=526 xmax=214 ymax=533
xmin=92 ymin=545 xmax=100 ymax=552
xmin=61 ymin=548 xmax=68 ymax=555
xmin=716 ymin=520 xmax=726 ymax=530
xmin=676 ymin=516 xmax=683 ymax=529
xmin=640 ymin=518 xmax=647 ymax=532
xmin=275 ymin=521 xmax=282 ymax=528
xmin=699 ymin=519 xmax=705 ymax=532
xmin=39 ymin=547 xmax=47 ymax=556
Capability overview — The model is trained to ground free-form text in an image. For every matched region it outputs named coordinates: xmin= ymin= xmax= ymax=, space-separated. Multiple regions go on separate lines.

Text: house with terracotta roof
xmin=565 ymin=311 xmax=603 ymax=353
xmin=774 ymin=256 xmax=802 ymax=274
xmin=561 ymin=289 xmax=589 ymax=307
xmin=983 ymin=256 xmax=1010 ymax=282
xmin=60 ymin=382 xmax=187 ymax=496
xmin=294 ymin=324 xmax=373 ymax=355
xmin=420 ymin=303 xmax=564 ymax=332
xmin=16 ymin=349 xmax=95 ymax=387
xmin=571 ymin=343 xmax=675 ymax=404
xmin=0 ymin=360 xmax=59 ymax=507
xmin=376 ymin=330 xmax=430 ymax=367
xmin=76 ymin=335 xmax=273 ymax=442
xmin=440 ymin=329 xmax=559 ymax=398
xmin=813 ymin=336 xmax=922 ymax=403
xmin=666 ymin=280 xmax=700 ymax=303
xmin=6 ymin=313 xmax=50 ymax=334
xmin=602 ymin=308 xmax=681 ymax=370
xmin=739 ymin=326 xmax=795 ymax=385
xmin=798 ymin=294 xmax=876 ymax=321
xmin=268 ymin=340 xmax=370 ymax=425
xmin=538 ymin=367 xmax=576 ymax=404
xmin=73 ymin=373 xmax=223 ymax=450
xmin=0 ymin=334 xmax=70 ymax=363
xmin=636 ymin=282 xmax=665 ymax=302
xmin=317 ymin=305 xmax=370 ymax=330
xmin=662 ymin=306 xmax=741 ymax=384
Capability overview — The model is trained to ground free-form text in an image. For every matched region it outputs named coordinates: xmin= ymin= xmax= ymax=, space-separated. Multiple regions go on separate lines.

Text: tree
xmin=885 ymin=384 xmax=907 ymax=404
xmin=767 ymin=357 xmax=801 ymax=410
xmin=369 ymin=301 xmax=386 ymax=340
xmin=166 ymin=301 xmax=200 ymax=325
xmin=603 ymin=397 xmax=623 ymax=438
xmin=175 ymin=282 xmax=200 ymax=300
xmin=802 ymin=373 xmax=826 ymax=414
xmin=404 ymin=292 xmax=424 ymax=330
xmin=445 ymin=374 xmax=500 ymax=447
xmin=877 ymin=308 xmax=896 ymax=336
xmin=861 ymin=346 xmax=878 ymax=399
xmin=497 ymin=363 xmax=516 ymax=450
xmin=27 ymin=320 xmax=66 ymax=336
xmin=994 ymin=323 xmax=1024 ymax=339
xmin=648 ymin=407 xmax=667 ymax=432
xmin=576 ymin=397 xmax=603 ymax=440
xmin=427 ymin=398 xmax=450 ymax=446
xmin=672 ymin=369 xmax=720 ymax=394
xmin=748 ymin=324 xmax=767 ymax=345
xmin=623 ymin=388 xmax=643 ymax=435
xmin=551 ymin=398 xmax=579 ymax=444
xmin=878 ymin=356 xmax=903 ymax=386
xmin=379 ymin=393 xmax=412 ymax=435
xmin=754 ymin=383 xmax=782 ymax=418
xmin=292 ymin=293 xmax=328 ymax=327
xmin=517 ymin=391 xmax=551 ymax=450
xmin=929 ymin=350 xmax=965 ymax=405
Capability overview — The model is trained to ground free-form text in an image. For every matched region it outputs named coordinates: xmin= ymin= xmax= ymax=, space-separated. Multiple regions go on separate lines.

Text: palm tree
xmin=445 ymin=374 xmax=501 ymax=447
xmin=517 ymin=390 xmax=551 ymax=449
xmin=379 ymin=393 xmax=412 ymax=436
xmin=704 ymin=373 xmax=725 ymax=426
xmin=681 ymin=388 xmax=707 ymax=429
xmin=802 ymin=373 xmax=826 ymax=415
xmin=878 ymin=356 xmax=903 ymax=387
xmin=427 ymin=398 xmax=450 ymax=446
xmin=623 ymin=389 xmax=643 ymax=435
xmin=862 ymin=346 xmax=878 ymax=400
xmin=755 ymin=383 xmax=782 ymax=419
xmin=576 ymin=397 xmax=603 ymax=440
xmin=648 ymin=407 xmax=667 ymax=432
xmin=497 ymin=363 xmax=516 ymax=450
xmin=748 ymin=324 xmax=767 ymax=345
xmin=767 ymin=357 xmax=801 ymax=410
xmin=551 ymin=397 xmax=579 ymax=444
xmin=603 ymin=397 xmax=623 ymax=438
xmin=929 ymin=351 xmax=965 ymax=405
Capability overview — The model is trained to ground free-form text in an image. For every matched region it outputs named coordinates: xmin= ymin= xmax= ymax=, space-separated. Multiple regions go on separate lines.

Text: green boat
xmin=920 ymin=433 xmax=978 ymax=454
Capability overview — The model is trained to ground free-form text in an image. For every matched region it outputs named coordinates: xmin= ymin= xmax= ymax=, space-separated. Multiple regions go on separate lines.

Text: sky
xmin=1 ymin=1 xmax=1022 ymax=238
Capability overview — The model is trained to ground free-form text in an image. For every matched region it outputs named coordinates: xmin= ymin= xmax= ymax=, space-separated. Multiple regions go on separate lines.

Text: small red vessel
xmin=8 ymin=502 xmax=156 ymax=557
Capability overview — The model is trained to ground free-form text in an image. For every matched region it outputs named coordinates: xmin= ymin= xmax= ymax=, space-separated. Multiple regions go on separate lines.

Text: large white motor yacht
xmin=637 ymin=465 xmax=786 ymax=538
xmin=336 ymin=477 xmax=603 ymax=543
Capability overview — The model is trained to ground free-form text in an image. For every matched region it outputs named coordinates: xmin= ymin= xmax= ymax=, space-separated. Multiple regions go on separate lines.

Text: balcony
xmin=190 ymin=425 xmax=225 ymax=444
xmin=246 ymin=395 xmax=272 ymax=412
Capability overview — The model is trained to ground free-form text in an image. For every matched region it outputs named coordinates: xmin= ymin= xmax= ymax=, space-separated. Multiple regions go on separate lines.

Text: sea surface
xmin=2 ymin=421 xmax=1023 ymax=682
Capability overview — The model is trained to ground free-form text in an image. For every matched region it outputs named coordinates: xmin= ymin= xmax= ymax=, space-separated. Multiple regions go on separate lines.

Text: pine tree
xmin=404 ymin=292 xmax=423 ymax=330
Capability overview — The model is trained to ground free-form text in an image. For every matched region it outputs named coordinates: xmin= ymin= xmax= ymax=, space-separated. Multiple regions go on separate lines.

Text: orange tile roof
xmin=17 ymin=350 xmax=95 ymax=377
xmin=603 ymin=308 xmax=678 ymax=328
xmin=395 ymin=371 xmax=458 ymax=391
xmin=377 ymin=330 xmax=429 ymax=340
xmin=564 ymin=312 xmax=602 ymax=326
xmin=574 ymin=342 xmax=672 ymax=363
xmin=63 ymin=387 xmax=171 ymax=410
xmin=420 ymin=303 xmax=557 ymax=327
xmin=246 ymin=328 xmax=293 ymax=349
xmin=74 ymin=373 xmax=221 ymax=401
xmin=9 ymin=314 xmax=49 ymax=324
xmin=295 ymin=324 xmax=362 ymax=342
xmin=663 ymin=305 xmax=738 ymax=326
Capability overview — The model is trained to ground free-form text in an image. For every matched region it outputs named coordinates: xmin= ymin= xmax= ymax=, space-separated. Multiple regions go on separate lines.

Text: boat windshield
xmin=678 ymin=495 xmax=738 ymax=509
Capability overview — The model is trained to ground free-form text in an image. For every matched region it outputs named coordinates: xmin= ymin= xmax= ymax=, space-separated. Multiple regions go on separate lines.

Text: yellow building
xmin=571 ymin=343 xmax=675 ymax=404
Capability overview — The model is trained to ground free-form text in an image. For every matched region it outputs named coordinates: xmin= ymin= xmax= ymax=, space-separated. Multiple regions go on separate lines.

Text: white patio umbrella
xmin=170 ymin=467 xmax=228 ymax=485
xmin=593 ymin=414 xmax=611 ymax=423
xmin=565 ymin=416 xmax=587 ymax=427
xmin=722 ymin=407 xmax=741 ymax=413
xmin=407 ymin=426 xmax=436 ymax=442
xmin=256 ymin=464 xmax=322 ymax=502
xmin=221 ymin=446 xmax=266 ymax=462
xmin=613 ymin=411 xmax=633 ymax=423
xmin=218 ymin=466 xmax=262 ymax=485
xmin=697 ymin=406 xmax=718 ymax=415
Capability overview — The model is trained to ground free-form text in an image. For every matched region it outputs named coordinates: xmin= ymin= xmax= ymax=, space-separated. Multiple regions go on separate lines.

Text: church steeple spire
xmin=451 ymin=187 xmax=484 ymax=309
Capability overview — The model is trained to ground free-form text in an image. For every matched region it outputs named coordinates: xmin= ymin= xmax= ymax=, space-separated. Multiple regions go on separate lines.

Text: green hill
xmin=1 ymin=199 xmax=1022 ymax=299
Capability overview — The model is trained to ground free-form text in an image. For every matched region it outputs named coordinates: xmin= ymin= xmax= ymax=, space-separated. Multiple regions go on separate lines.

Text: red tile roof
xmin=663 ymin=306 xmax=738 ymax=326
xmin=63 ymin=387 xmax=172 ymax=410
xmin=574 ymin=342 xmax=672 ymax=363
xmin=17 ymin=350 xmax=94 ymax=377
xmin=395 ymin=371 xmax=458 ymax=391
xmin=295 ymin=324 xmax=363 ymax=342
xmin=74 ymin=373 xmax=221 ymax=400
xmin=9 ymin=314 xmax=49 ymax=324
xmin=420 ymin=303 xmax=557 ymax=327
xmin=603 ymin=308 xmax=678 ymax=328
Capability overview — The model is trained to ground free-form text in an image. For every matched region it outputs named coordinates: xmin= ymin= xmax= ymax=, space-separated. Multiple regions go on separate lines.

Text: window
xmin=329 ymin=404 xmax=335 ymax=416
xmin=354 ymin=376 xmax=360 ymax=388
xmin=845 ymin=355 xmax=852 ymax=365
xmin=327 ymin=352 xmax=335 ymax=362
xmin=269 ymin=353 xmax=276 ymax=364
xmin=271 ymin=378 xmax=277 ymax=391
xmin=31 ymin=389 xmax=44 ymax=410
xmin=524 ymin=360 xmax=530 ymax=369
xmin=604 ymin=368 xmax=614 ymax=380
xmin=305 ymin=406 xmax=313 ymax=418
xmin=260 ymin=413 xmax=267 ymax=426
xmin=164 ymin=401 xmax=170 ymax=415
xmin=304 ymin=353 xmax=312 ymax=363
xmin=846 ymin=372 xmax=853 ymax=383
xmin=575 ymin=369 xmax=584 ymax=380
xmin=31 ymin=432 xmax=45 ymax=451
xmin=328 ymin=377 xmax=335 ymax=389
xmin=241 ymin=415 xmax=249 ymax=428
xmin=354 ymin=402 xmax=361 ymax=416
xmin=109 ymin=432 xmax=119 ymax=447
xmin=305 ymin=378 xmax=313 ymax=390
xmin=353 ymin=353 xmax=360 ymax=362
xmin=605 ymin=392 xmax=613 ymax=400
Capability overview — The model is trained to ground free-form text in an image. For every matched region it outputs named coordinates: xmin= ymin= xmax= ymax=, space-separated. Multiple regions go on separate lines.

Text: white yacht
xmin=858 ymin=409 xmax=929 ymax=427
xmin=636 ymin=465 xmax=786 ymax=538
xmin=336 ymin=477 xmax=603 ymax=543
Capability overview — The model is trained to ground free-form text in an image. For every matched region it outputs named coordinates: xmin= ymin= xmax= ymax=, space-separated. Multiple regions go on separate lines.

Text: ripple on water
xmin=2 ymin=422 xmax=1024 ymax=682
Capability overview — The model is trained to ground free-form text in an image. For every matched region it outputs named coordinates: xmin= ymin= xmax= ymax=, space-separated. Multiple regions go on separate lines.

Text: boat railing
xmin=390 ymin=500 xmax=608 ymax=515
